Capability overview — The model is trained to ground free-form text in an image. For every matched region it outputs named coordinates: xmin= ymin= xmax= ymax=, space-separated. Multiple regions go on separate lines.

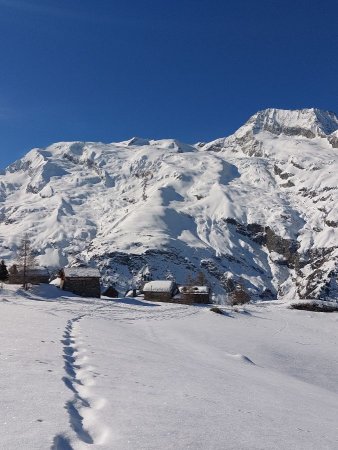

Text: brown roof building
xmin=8 ymin=265 xmax=50 ymax=285
xmin=178 ymin=285 xmax=211 ymax=304
xmin=143 ymin=280 xmax=177 ymax=302
xmin=61 ymin=267 xmax=101 ymax=298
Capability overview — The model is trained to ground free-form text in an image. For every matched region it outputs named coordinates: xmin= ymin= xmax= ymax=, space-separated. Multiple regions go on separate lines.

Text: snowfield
xmin=1 ymin=285 xmax=338 ymax=450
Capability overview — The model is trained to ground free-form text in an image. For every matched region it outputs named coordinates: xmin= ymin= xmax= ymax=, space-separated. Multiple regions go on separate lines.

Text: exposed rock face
xmin=224 ymin=218 xmax=337 ymax=300
xmin=225 ymin=218 xmax=299 ymax=267
xmin=203 ymin=108 xmax=338 ymax=155
xmin=0 ymin=108 xmax=337 ymax=301
xmin=327 ymin=130 xmax=338 ymax=148
xmin=247 ymin=108 xmax=338 ymax=138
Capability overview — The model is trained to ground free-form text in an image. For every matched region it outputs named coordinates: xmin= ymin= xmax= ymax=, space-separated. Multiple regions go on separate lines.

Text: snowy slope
xmin=0 ymin=108 xmax=337 ymax=300
xmin=1 ymin=286 xmax=338 ymax=449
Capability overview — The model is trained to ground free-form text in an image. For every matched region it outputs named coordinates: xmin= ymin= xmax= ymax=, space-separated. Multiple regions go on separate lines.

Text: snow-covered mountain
xmin=0 ymin=108 xmax=337 ymax=300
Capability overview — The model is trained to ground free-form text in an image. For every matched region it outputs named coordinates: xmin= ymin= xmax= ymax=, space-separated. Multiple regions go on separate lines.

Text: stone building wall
xmin=143 ymin=291 xmax=173 ymax=302
xmin=8 ymin=272 xmax=50 ymax=285
xmin=180 ymin=293 xmax=210 ymax=304
xmin=63 ymin=277 xmax=101 ymax=298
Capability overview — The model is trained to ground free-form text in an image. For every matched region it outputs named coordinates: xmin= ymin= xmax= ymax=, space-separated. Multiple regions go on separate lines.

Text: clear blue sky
xmin=0 ymin=0 xmax=337 ymax=168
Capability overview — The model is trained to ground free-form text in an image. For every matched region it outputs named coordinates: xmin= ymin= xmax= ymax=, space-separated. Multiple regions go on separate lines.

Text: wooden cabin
xmin=8 ymin=265 xmax=50 ymax=285
xmin=61 ymin=267 xmax=101 ymax=298
xmin=178 ymin=285 xmax=211 ymax=304
xmin=143 ymin=280 xmax=177 ymax=302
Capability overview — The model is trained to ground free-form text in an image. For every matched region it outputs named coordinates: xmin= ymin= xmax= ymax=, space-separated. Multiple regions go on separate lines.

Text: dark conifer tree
xmin=0 ymin=260 xmax=9 ymax=286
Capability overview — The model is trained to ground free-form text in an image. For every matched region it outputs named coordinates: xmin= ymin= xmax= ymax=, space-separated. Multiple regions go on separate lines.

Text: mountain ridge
xmin=0 ymin=108 xmax=337 ymax=301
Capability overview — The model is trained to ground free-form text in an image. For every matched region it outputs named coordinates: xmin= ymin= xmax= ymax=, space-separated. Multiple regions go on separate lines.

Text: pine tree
xmin=185 ymin=273 xmax=195 ymax=286
xmin=0 ymin=260 xmax=9 ymax=287
xmin=195 ymin=271 xmax=207 ymax=286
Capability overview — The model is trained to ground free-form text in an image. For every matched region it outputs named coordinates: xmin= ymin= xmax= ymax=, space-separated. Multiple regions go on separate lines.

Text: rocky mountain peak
xmin=202 ymin=108 xmax=338 ymax=155
xmin=246 ymin=108 xmax=338 ymax=138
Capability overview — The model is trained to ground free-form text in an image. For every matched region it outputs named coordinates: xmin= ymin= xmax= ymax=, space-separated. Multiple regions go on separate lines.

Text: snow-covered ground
xmin=1 ymin=285 xmax=338 ymax=449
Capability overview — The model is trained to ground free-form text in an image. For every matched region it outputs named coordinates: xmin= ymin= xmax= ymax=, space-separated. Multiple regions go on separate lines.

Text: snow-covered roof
xmin=64 ymin=267 xmax=100 ymax=278
xmin=179 ymin=285 xmax=209 ymax=294
xmin=143 ymin=280 xmax=175 ymax=292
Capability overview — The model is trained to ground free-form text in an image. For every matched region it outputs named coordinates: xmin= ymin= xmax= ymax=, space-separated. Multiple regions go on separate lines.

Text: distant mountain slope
xmin=0 ymin=108 xmax=337 ymax=300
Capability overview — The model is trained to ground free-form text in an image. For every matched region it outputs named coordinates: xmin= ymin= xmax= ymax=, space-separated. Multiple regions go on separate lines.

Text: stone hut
xmin=61 ymin=267 xmax=101 ymax=298
xmin=143 ymin=280 xmax=177 ymax=302
xmin=179 ymin=285 xmax=211 ymax=304
xmin=8 ymin=265 xmax=50 ymax=285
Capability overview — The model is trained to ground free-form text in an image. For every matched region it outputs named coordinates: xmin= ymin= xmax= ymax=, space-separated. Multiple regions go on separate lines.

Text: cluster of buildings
xmin=143 ymin=280 xmax=211 ymax=304
xmin=7 ymin=265 xmax=211 ymax=304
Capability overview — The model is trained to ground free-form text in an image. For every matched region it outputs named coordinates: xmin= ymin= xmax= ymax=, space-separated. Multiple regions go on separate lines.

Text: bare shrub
xmin=229 ymin=287 xmax=250 ymax=306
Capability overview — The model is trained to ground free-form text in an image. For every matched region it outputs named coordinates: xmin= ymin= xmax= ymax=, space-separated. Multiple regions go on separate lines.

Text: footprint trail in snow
xmin=52 ymin=315 xmax=110 ymax=449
